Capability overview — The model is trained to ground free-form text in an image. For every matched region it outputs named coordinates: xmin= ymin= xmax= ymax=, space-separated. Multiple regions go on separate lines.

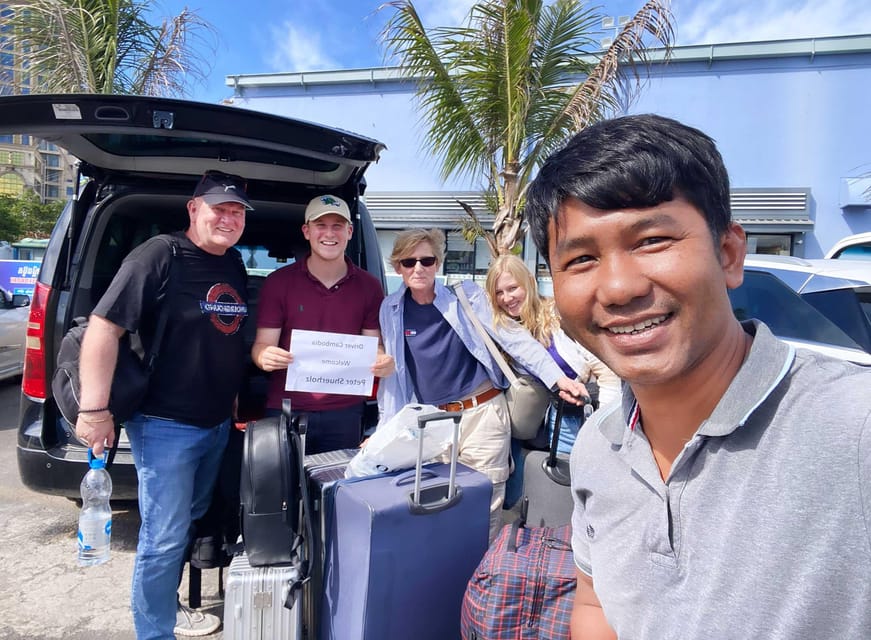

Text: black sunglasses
xmin=399 ymin=256 xmax=437 ymax=268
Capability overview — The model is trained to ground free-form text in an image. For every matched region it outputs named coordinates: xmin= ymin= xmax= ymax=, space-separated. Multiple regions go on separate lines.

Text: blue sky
xmin=154 ymin=0 xmax=871 ymax=104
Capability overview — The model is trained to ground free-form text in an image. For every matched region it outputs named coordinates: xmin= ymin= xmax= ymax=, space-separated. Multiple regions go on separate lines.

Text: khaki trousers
xmin=439 ymin=391 xmax=510 ymax=541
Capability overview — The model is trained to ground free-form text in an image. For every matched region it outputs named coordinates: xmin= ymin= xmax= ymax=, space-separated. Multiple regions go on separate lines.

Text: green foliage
xmin=0 ymin=196 xmax=23 ymax=242
xmin=0 ymin=191 xmax=63 ymax=242
xmin=7 ymin=0 xmax=216 ymax=97
xmin=381 ymin=0 xmax=674 ymax=256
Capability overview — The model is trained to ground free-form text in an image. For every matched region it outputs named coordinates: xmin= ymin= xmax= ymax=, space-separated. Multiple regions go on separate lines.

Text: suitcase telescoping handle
xmin=403 ymin=410 xmax=463 ymax=515
xmin=542 ymin=397 xmax=593 ymax=486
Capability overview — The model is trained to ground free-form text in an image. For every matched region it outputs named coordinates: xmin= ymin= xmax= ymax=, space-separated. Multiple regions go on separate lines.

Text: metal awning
xmin=365 ymin=187 xmax=813 ymax=232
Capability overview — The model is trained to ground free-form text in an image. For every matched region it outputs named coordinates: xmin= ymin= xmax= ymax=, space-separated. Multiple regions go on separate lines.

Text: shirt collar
xmin=601 ymin=320 xmax=794 ymax=445
xmin=299 ymin=253 xmax=355 ymax=288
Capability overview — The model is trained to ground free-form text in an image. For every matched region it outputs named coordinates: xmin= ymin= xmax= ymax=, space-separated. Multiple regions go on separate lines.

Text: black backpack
xmin=52 ymin=319 xmax=152 ymax=426
xmin=236 ymin=400 xmax=313 ymax=609
xmin=239 ymin=399 xmax=313 ymax=569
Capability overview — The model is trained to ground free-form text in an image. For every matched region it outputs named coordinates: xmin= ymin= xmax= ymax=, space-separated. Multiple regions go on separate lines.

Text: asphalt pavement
xmin=0 ymin=379 xmax=224 ymax=640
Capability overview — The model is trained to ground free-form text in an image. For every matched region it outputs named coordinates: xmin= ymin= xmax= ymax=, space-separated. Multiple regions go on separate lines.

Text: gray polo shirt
xmin=571 ymin=321 xmax=871 ymax=639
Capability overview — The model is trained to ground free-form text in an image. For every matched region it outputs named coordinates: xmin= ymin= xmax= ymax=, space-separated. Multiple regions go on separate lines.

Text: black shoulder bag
xmin=52 ymin=237 xmax=181 ymax=455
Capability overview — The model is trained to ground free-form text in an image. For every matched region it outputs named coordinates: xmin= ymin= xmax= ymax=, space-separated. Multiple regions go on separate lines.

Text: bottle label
xmin=77 ymin=518 xmax=112 ymax=550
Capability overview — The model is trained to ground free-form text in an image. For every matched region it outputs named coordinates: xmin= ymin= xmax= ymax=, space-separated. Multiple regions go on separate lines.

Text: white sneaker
xmin=175 ymin=604 xmax=221 ymax=637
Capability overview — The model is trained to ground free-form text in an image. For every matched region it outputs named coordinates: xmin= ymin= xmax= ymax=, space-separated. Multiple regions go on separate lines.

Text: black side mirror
xmin=12 ymin=294 xmax=31 ymax=307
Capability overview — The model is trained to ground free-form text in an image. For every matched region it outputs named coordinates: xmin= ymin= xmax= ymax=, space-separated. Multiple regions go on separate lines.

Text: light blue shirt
xmin=378 ymin=279 xmax=564 ymax=421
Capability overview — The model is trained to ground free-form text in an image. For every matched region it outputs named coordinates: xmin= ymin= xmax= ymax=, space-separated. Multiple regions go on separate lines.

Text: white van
xmin=825 ymin=232 xmax=871 ymax=260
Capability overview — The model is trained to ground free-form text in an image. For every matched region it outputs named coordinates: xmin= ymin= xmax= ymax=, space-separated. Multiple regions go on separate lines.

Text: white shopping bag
xmin=346 ymin=404 xmax=456 ymax=478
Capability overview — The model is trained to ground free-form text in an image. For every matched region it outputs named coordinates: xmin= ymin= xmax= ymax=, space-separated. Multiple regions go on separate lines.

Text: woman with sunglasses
xmin=485 ymin=254 xmax=621 ymax=455
xmin=377 ymin=229 xmax=585 ymax=540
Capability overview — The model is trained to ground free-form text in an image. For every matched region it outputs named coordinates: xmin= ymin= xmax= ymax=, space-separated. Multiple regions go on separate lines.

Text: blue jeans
xmin=126 ymin=414 xmax=230 ymax=640
xmin=546 ymin=403 xmax=583 ymax=455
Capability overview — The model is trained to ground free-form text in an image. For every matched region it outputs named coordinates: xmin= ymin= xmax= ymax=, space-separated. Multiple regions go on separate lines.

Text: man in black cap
xmin=76 ymin=170 xmax=252 ymax=638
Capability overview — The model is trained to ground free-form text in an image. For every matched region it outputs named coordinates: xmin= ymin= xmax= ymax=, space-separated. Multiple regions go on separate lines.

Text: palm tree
xmin=6 ymin=0 xmax=215 ymax=97
xmin=380 ymin=0 xmax=674 ymax=256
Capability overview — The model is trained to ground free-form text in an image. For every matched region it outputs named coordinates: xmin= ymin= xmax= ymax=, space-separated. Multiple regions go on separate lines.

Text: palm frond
xmin=381 ymin=0 xmax=675 ymax=256
xmin=522 ymin=0 xmax=674 ymax=186
xmin=6 ymin=0 xmax=214 ymax=97
xmin=572 ymin=0 xmax=673 ymax=127
xmin=380 ymin=1 xmax=490 ymax=183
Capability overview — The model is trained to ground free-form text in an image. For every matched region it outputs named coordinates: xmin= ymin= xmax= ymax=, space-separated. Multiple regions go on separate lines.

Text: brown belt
xmin=438 ymin=386 xmax=502 ymax=412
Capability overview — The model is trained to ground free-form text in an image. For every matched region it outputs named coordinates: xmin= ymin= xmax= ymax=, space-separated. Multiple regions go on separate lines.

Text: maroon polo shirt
xmin=257 ymin=254 xmax=383 ymax=411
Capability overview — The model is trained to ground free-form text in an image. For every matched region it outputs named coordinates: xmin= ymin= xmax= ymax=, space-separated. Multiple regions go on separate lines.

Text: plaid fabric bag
xmin=461 ymin=516 xmax=576 ymax=639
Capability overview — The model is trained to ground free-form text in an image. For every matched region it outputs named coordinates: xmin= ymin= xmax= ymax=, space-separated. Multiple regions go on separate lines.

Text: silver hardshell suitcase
xmin=223 ymin=551 xmax=303 ymax=640
xmin=303 ymin=448 xmax=358 ymax=639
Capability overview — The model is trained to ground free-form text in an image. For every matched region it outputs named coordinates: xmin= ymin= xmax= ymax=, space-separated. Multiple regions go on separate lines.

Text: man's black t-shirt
xmin=93 ymin=232 xmax=248 ymax=427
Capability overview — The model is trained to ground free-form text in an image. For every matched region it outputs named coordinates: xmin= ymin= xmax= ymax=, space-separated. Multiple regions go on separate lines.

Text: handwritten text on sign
xmin=286 ymin=329 xmax=377 ymax=396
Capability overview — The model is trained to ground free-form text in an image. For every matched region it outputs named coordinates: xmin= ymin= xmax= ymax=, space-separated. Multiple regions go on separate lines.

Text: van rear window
xmin=84 ymin=133 xmax=340 ymax=173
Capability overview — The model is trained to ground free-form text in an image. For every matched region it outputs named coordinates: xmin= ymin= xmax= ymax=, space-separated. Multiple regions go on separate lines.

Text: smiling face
xmin=548 ymin=195 xmax=746 ymax=390
xmin=186 ymin=197 xmax=246 ymax=255
xmin=494 ymin=271 xmax=527 ymax=319
xmin=303 ymin=213 xmax=353 ymax=262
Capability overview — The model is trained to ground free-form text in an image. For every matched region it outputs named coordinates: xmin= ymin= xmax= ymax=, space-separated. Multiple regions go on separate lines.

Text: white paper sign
xmin=285 ymin=329 xmax=378 ymax=396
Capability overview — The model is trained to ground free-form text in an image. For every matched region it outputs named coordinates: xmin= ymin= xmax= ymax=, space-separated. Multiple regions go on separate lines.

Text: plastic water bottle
xmin=77 ymin=451 xmax=112 ymax=567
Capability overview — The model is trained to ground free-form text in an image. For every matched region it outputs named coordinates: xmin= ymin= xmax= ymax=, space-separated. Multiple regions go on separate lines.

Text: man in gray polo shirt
xmin=524 ymin=114 xmax=871 ymax=639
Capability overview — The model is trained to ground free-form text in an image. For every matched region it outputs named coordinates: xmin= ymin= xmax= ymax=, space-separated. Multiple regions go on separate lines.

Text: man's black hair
xmin=525 ymin=114 xmax=732 ymax=264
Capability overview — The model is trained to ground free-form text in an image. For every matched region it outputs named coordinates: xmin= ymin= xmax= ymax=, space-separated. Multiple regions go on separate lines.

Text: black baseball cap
xmin=193 ymin=170 xmax=253 ymax=210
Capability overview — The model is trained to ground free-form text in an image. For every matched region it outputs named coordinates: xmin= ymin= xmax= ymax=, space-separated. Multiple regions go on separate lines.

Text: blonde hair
xmin=389 ymin=228 xmax=446 ymax=270
xmin=485 ymin=254 xmax=558 ymax=346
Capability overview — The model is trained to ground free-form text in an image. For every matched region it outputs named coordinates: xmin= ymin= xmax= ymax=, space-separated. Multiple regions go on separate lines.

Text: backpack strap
xmin=144 ymin=236 xmax=181 ymax=372
xmin=106 ymin=236 xmax=179 ymax=470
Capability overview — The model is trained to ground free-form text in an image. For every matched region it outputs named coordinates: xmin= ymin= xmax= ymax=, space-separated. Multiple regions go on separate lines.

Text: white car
xmin=825 ymin=231 xmax=871 ymax=260
xmin=738 ymin=255 xmax=871 ymax=363
xmin=0 ymin=285 xmax=30 ymax=381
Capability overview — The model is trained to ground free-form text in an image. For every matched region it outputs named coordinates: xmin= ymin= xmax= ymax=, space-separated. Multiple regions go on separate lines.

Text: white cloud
xmin=676 ymin=0 xmax=871 ymax=45
xmin=266 ymin=21 xmax=340 ymax=73
xmin=413 ymin=0 xmax=478 ymax=28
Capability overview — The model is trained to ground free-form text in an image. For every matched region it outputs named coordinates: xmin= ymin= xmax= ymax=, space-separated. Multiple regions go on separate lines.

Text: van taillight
xmin=22 ymin=281 xmax=51 ymax=399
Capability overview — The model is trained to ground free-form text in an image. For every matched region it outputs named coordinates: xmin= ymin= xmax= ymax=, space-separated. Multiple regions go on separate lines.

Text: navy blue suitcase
xmin=320 ymin=411 xmax=492 ymax=640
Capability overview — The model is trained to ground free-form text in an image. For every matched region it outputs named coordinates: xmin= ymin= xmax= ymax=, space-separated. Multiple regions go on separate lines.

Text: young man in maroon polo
xmin=252 ymin=194 xmax=394 ymax=453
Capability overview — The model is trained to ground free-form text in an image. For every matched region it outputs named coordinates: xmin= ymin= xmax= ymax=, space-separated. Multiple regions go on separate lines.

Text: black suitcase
xmin=521 ymin=399 xmax=592 ymax=527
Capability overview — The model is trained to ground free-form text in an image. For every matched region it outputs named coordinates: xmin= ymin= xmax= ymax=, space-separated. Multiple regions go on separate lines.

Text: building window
xmin=746 ymin=234 xmax=792 ymax=255
xmin=44 ymin=153 xmax=59 ymax=167
xmin=444 ymin=233 xmax=474 ymax=275
xmin=45 ymin=184 xmax=59 ymax=199
xmin=0 ymin=172 xmax=24 ymax=196
xmin=535 ymin=248 xmax=549 ymax=279
xmin=473 ymin=237 xmax=493 ymax=275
